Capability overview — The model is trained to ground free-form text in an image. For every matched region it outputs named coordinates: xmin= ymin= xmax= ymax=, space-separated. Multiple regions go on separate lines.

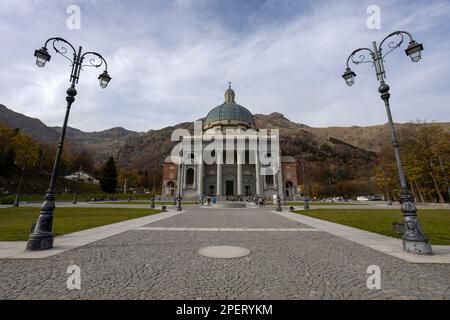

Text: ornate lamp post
xmin=300 ymin=155 xmax=310 ymax=210
xmin=13 ymin=161 xmax=27 ymax=207
xmin=275 ymin=194 xmax=282 ymax=212
xmin=72 ymin=166 xmax=81 ymax=205
xmin=177 ymin=162 xmax=183 ymax=212
xmin=150 ymin=161 xmax=158 ymax=209
xmin=342 ymin=31 xmax=432 ymax=255
xmin=176 ymin=149 xmax=184 ymax=211
xmin=27 ymin=37 xmax=111 ymax=251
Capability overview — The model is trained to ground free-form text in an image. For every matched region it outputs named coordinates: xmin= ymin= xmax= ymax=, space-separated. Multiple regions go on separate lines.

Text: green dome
xmin=203 ymin=86 xmax=256 ymax=130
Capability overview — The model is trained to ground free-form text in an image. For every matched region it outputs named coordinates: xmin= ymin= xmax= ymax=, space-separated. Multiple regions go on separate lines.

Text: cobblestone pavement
xmin=1 ymin=207 xmax=449 ymax=300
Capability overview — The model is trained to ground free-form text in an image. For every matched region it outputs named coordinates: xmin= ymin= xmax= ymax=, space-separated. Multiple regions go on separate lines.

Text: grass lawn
xmin=1 ymin=194 xmax=158 ymax=204
xmin=286 ymin=201 xmax=363 ymax=206
xmin=97 ymin=201 xmax=196 ymax=205
xmin=295 ymin=209 xmax=450 ymax=245
xmin=0 ymin=207 xmax=161 ymax=241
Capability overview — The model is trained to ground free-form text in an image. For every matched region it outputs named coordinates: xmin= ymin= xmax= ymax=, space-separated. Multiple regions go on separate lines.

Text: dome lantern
xmin=224 ymin=82 xmax=235 ymax=103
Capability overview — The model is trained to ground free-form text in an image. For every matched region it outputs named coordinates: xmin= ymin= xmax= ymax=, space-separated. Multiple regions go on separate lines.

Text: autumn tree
xmin=118 ymin=168 xmax=140 ymax=191
xmin=72 ymin=150 xmax=95 ymax=174
xmin=375 ymin=121 xmax=450 ymax=203
xmin=10 ymin=130 xmax=40 ymax=168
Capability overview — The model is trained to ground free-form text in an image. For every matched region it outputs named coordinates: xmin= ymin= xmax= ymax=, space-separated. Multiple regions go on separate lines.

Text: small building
xmin=65 ymin=171 xmax=99 ymax=185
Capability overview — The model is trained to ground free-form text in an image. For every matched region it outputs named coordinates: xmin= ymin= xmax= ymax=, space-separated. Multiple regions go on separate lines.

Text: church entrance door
xmin=226 ymin=180 xmax=234 ymax=196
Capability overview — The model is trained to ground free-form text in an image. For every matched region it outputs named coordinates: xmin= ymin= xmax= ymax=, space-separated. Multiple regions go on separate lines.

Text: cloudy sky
xmin=0 ymin=0 xmax=449 ymax=132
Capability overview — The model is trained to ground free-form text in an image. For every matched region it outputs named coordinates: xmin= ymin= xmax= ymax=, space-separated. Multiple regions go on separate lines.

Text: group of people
xmin=200 ymin=195 xmax=217 ymax=206
xmin=198 ymin=194 xmax=285 ymax=208
xmin=252 ymin=196 xmax=267 ymax=207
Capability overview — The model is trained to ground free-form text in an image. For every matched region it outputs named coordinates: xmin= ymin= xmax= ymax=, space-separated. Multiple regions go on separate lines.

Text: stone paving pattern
xmin=1 ymin=207 xmax=449 ymax=300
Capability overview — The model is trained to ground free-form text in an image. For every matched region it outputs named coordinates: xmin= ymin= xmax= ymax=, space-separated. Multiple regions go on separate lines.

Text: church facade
xmin=162 ymin=86 xmax=299 ymax=200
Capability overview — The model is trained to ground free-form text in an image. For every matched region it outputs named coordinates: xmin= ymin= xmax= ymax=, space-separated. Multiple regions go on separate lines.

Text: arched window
xmin=186 ymin=168 xmax=195 ymax=185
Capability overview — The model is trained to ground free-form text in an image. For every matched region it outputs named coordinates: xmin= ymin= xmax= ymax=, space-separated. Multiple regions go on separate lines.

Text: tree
xmin=72 ymin=150 xmax=95 ymax=174
xmin=10 ymin=130 xmax=39 ymax=168
xmin=100 ymin=157 xmax=118 ymax=194
xmin=375 ymin=121 xmax=450 ymax=203
xmin=118 ymin=168 xmax=140 ymax=191
xmin=0 ymin=125 xmax=16 ymax=176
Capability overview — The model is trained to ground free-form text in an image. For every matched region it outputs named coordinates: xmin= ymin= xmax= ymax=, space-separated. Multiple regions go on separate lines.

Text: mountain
xmin=254 ymin=112 xmax=450 ymax=152
xmin=1 ymin=104 xmax=449 ymax=171
xmin=52 ymin=126 xmax=139 ymax=162
xmin=0 ymin=104 xmax=139 ymax=162
xmin=116 ymin=112 xmax=378 ymax=172
xmin=0 ymin=104 xmax=60 ymax=144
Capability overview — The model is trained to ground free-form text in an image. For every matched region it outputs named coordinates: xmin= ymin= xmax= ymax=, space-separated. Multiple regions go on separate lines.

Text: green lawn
xmin=286 ymin=201 xmax=363 ymax=206
xmin=0 ymin=193 xmax=158 ymax=204
xmin=0 ymin=207 xmax=161 ymax=241
xmin=295 ymin=209 xmax=450 ymax=245
xmin=97 ymin=201 xmax=196 ymax=205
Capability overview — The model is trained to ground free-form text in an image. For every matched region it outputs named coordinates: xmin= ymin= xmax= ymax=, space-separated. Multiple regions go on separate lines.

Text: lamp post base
xmin=150 ymin=197 xmax=155 ymax=209
xmin=13 ymin=196 xmax=19 ymax=207
xmin=400 ymin=191 xmax=433 ymax=255
xmin=402 ymin=239 xmax=433 ymax=255
xmin=26 ymin=234 xmax=54 ymax=251
xmin=27 ymin=195 xmax=56 ymax=251
xmin=276 ymin=203 xmax=282 ymax=212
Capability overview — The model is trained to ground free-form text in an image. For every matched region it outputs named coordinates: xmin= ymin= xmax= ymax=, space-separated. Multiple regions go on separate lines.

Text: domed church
xmin=162 ymin=85 xmax=299 ymax=201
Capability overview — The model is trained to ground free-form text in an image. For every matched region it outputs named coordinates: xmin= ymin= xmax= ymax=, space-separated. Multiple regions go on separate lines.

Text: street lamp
xmin=72 ymin=166 xmax=81 ymax=205
xmin=300 ymin=155 xmax=310 ymax=210
xmin=275 ymin=194 xmax=282 ymax=212
xmin=27 ymin=37 xmax=111 ymax=251
xmin=150 ymin=161 xmax=158 ymax=209
xmin=177 ymin=161 xmax=183 ymax=212
xmin=342 ymin=31 xmax=431 ymax=255
xmin=176 ymin=149 xmax=184 ymax=211
xmin=13 ymin=162 xmax=26 ymax=207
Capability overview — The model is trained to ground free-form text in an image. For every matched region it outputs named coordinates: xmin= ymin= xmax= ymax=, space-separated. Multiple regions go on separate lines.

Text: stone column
xmin=216 ymin=151 xmax=223 ymax=196
xmin=277 ymin=155 xmax=284 ymax=199
xmin=193 ymin=168 xmax=196 ymax=190
xmin=255 ymin=148 xmax=262 ymax=195
xmin=197 ymin=154 xmax=203 ymax=196
xmin=237 ymin=150 xmax=243 ymax=196
xmin=182 ymin=165 xmax=187 ymax=189
xmin=273 ymin=166 xmax=278 ymax=191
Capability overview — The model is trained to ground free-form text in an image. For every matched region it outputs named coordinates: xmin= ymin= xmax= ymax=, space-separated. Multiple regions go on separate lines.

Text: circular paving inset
xmin=198 ymin=246 xmax=251 ymax=259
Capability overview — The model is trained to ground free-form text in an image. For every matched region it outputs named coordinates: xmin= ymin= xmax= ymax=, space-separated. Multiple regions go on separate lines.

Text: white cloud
xmin=0 ymin=0 xmax=449 ymax=132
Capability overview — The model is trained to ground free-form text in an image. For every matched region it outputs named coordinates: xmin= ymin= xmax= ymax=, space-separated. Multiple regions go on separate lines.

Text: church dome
xmin=203 ymin=85 xmax=256 ymax=130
